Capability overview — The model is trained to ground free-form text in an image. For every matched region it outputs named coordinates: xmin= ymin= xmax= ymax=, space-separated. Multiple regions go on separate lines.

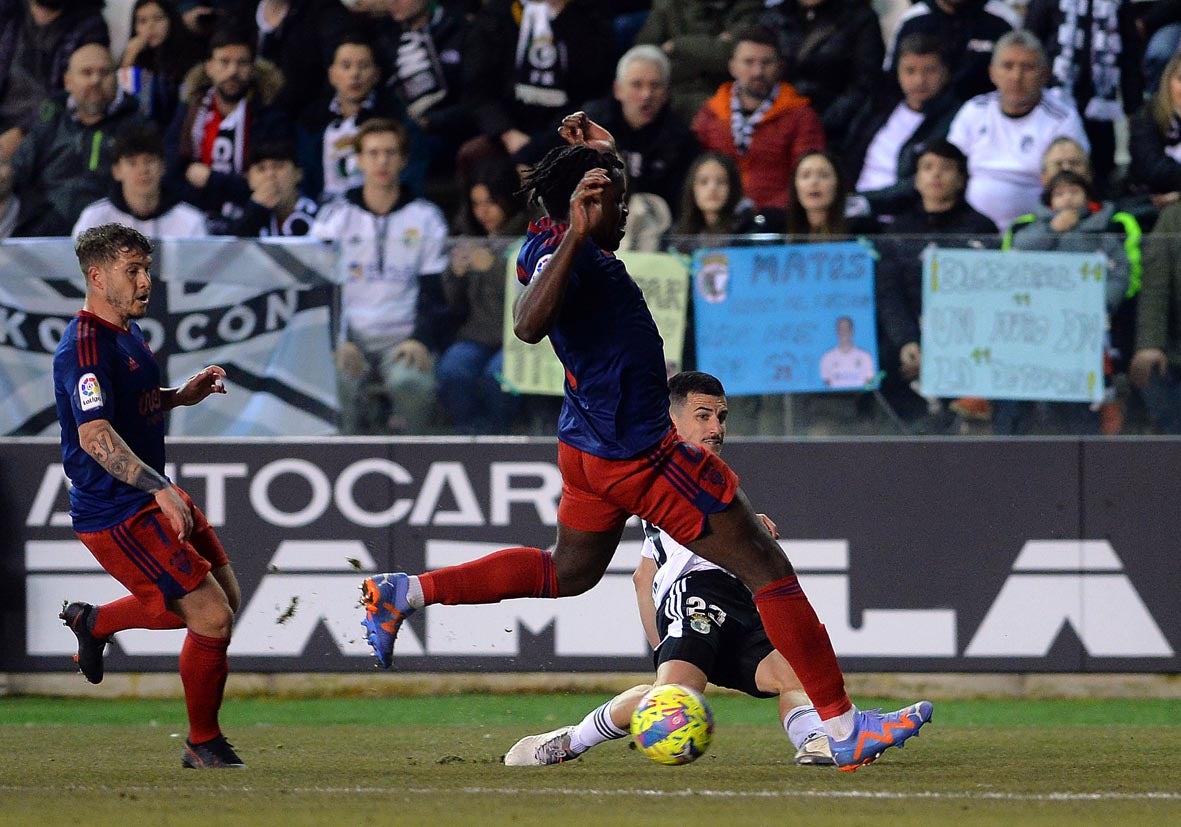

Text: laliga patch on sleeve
xmin=532 ymin=254 xmax=553 ymax=279
xmin=77 ymin=373 xmax=104 ymax=412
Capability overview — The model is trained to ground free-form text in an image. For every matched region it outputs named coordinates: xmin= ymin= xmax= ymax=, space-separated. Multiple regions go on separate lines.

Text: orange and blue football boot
xmin=830 ymin=701 xmax=933 ymax=772
xmin=360 ymin=573 xmax=414 ymax=668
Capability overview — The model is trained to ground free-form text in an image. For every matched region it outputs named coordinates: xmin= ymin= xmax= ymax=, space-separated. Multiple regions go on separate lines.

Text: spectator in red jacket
xmin=690 ymin=26 xmax=824 ymax=213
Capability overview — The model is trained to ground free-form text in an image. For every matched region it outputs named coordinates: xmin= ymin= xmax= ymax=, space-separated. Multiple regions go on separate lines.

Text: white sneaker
xmin=503 ymin=726 xmax=580 ymax=766
xmin=793 ymin=732 xmax=836 ymax=766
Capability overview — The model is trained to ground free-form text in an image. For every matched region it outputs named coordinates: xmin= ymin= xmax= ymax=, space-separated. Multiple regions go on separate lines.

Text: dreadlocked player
xmin=360 ymin=112 xmax=933 ymax=771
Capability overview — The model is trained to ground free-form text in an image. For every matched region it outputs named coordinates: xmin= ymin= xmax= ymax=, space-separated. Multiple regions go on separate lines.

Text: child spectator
xmin=874 ymin=139 xmax=996 ymax=427
xmin=73 ymin=123 xmax=207 ymax=239
xmin=1000 ymin=169 xmax=1141 ymax=434
xmin=226 ymin=140 xmax=317 ymax=236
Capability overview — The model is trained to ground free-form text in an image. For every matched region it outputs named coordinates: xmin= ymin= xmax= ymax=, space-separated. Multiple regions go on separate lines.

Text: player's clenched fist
xmin=569 ymin=168 xmax=610 ymax=238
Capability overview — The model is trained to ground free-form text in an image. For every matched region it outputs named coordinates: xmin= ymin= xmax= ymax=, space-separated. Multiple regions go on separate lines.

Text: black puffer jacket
xmin=761 ymin=0 xmax=884 ymax=154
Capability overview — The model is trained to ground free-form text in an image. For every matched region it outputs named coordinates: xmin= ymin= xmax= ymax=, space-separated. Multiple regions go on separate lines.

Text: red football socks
xmin=419 ymin=547 xmax=558 ymax=606
xmin=179 ymin=630 xmax=229 ymax=743
xmin=93 ymin=595 xmax=185 ymax=637
xmin=753 ymin=575 xmax=852 ymax=720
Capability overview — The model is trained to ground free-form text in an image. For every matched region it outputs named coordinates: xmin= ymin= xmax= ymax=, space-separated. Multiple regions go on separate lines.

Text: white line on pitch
xmin=2 ymin=786 xmax=1178 ymax=801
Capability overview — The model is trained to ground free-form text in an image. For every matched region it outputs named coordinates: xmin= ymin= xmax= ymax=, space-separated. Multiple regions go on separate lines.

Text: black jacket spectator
xmin=376 ymin=2 xmax=470 ymax=142
xmin=0 ymin=0 xmax=108 ymax=131
xmin=885 ymin=0 xmax=1019 ymax=103
xmin=248 ymin=0 xmax=353 ymax=116
xmin=463 ymin=0 xmax=614 ymax=148
xmin=761 ymin=0 xmax=884 ymax=155
xmin=1127 ymin=104 xmax=1181 ymax=196
xmin=846 ymin=88 xmax=962 ymax=217
xmin=9 ymin=90 xmax=145 ymax=236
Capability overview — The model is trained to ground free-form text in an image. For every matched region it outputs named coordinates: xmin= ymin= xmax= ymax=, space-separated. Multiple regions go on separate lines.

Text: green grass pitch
xmin=2 ymin=694 xmax=1178 ymax=826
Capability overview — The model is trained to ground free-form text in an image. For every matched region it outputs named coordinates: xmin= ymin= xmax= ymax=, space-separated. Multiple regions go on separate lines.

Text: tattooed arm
xmin=77 ymin=419 xmax=194 ymax=542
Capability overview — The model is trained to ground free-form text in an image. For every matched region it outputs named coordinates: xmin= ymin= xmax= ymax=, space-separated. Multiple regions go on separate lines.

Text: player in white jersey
xmin=819 ymin=316 xmax=876 ymax=389
xmin=504 ymin=371 xmax=834 ymax=767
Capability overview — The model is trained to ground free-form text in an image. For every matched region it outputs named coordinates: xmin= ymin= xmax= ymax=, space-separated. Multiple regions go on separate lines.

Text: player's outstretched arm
xmin=513 ymin=168 xmax=610 ymax=343
xmin=77 ymin=419 xmax=194 ymax=541
xmin=162 ymin=365 xmax=228 ymax=410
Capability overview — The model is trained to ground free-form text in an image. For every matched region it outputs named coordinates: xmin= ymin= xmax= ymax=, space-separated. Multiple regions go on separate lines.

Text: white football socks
xmin=568 ymin=700 xmax=629 ymax=756
xmin=822 ymin=706 xmax=858 ymax=742
xmin=784 ymin=705 xmax=825 ymax=749
xmin=405 ymin=575 xmax=425 ymax=610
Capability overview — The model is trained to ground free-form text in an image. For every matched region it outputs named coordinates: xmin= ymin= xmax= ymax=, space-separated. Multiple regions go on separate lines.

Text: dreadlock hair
xmin=519 ymin=144 xmax=624 ymax=221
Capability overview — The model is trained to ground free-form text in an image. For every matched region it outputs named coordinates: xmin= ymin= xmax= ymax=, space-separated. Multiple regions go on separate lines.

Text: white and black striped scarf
xmin=729 ymin=84 xmax=776 ymax=156
xmin=1052 ymin=0 xmax=1123 ymax=122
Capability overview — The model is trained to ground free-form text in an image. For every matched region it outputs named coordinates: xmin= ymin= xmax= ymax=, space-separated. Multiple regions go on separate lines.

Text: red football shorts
xmin=557 ymin=427 xmax=740 ymax=545
xmin=76 ymin=485 xmax=229 ymax=616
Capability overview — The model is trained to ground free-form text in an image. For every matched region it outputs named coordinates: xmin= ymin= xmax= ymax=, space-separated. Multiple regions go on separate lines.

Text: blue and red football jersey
xmin=516 ymin=218 xmax=671 ymax=459
xmin=53 ymin=311 xmax=168 ymax=532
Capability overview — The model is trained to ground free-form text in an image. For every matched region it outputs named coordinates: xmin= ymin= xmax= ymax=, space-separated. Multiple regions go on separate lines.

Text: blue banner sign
xmin=921 ymin=248 xmax=1106 ymax=402
xmin=692 ymin=242 xmax=878 ymax=395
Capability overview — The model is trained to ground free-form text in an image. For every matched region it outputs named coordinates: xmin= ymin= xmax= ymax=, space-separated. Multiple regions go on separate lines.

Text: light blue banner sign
xmin=692 ymin=242 xmax=878 ymax=395
xmin=920 ymin=248 xmax=1106 ymax=402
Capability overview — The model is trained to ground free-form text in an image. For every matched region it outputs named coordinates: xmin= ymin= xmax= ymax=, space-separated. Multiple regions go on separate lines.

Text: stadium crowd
xmin=11 ymin=0 xmax=1181 ymax=437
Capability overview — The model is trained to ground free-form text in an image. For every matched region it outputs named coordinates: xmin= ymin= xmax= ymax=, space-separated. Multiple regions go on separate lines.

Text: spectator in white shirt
xmin=72 ymin=122 xmax=207 ymax=239
xmin=946 ymin=29 xmax=1089 ymax=233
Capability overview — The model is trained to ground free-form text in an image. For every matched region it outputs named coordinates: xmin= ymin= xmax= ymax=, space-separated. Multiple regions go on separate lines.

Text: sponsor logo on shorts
xmin=77 ymin=373 xmax=103 ymax=412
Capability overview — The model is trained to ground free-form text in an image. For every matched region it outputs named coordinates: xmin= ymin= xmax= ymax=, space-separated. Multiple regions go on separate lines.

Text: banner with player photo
xmin=501 ymin=248 xmax=690 ymax=395
xmin=692 ymin=241 xmax=879 ymax=395
xmin=0 ymin=238 xmax=339 ymax=437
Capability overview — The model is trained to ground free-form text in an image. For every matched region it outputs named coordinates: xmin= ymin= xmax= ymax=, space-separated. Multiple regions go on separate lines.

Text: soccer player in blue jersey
xmin=53 ymin=223 xmax=245 ymax=769
xmin=362 ymin=113 xmax=932 ymax=771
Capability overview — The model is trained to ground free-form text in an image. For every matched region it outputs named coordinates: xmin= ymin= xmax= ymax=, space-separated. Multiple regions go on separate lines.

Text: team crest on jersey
xmin=403 ymin=228 xmax=421 ymax=246
xmin=532 ymin=253 xmax=553 ymax=278
xmin=77 ymin=373 xmax=103 ymax=412
xmin=688 ymin=613 xmax=712 ymax=635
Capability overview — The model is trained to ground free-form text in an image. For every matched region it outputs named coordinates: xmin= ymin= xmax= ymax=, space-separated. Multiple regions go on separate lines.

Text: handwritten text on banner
xmin=920 ymin=247 xmax=1106 ymax=403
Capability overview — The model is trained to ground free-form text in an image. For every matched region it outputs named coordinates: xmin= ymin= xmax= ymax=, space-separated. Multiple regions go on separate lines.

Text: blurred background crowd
xmin=9 ymin=0 xmax=1181 ymax=438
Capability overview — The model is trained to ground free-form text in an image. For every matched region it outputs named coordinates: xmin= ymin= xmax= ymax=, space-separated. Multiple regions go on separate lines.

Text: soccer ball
xmin=630 ymin=684 xmax=714 ymax=765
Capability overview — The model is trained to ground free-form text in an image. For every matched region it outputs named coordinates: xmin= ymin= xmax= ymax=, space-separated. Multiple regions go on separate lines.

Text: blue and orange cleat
xmin=830 ymin=701 xmax=933 ymax=772
xmin=360 ymin=573 xmax=414 ymax=668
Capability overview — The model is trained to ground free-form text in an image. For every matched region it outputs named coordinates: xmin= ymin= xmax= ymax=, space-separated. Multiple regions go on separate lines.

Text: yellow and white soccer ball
xmin=630 ymin=683 xmax=714 ymax=765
